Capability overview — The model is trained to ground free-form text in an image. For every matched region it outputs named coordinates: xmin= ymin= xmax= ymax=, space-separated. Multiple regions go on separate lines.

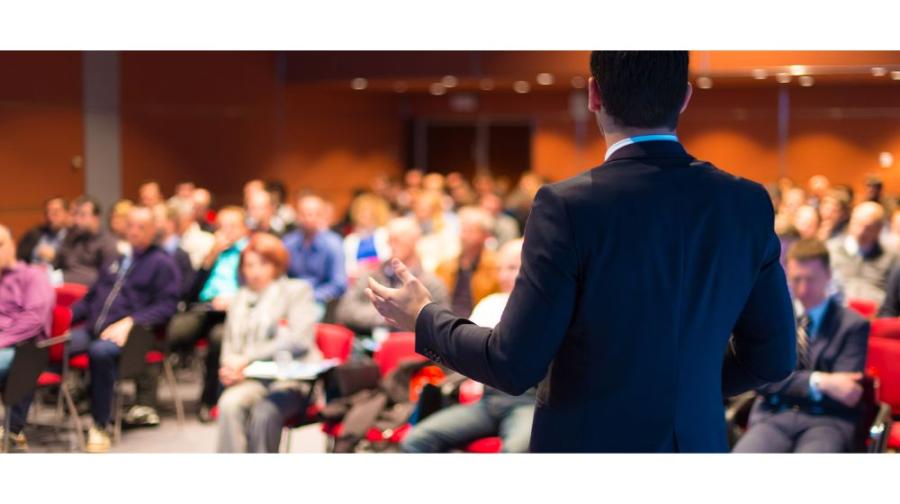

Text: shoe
xmin=197 ymin=404 xmax=218 ymax=423
xmin=123 ymin=405 xmax=160 ymax=427
xmin=85 ymin=426 xmax=111 ymax=453
xmin=0 ymin=427 xmax=28 ymax=453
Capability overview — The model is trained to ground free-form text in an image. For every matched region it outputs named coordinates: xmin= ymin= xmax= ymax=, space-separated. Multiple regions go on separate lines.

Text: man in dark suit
xmin=734 ymin=239 xmax=869 ymax=452
xmin=367 ymin=51 xmax=797 ymax=452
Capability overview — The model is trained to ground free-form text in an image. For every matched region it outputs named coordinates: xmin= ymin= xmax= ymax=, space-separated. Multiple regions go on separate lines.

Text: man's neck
xmin=603 ymin=127 xmax=678 ymax=149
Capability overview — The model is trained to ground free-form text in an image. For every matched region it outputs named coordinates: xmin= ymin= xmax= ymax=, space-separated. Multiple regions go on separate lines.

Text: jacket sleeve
xmin=722 ymin=188 xmax=797 ymax=397
xmin=130 ymin=257 xmax=180 ymax=327
xmin=0 ymin=268 xmax=54 ymax=348
xmin=312 ymin=236 xmax=348 ymax=304
xmin=415 ymin=185 xmax=578 ymax=396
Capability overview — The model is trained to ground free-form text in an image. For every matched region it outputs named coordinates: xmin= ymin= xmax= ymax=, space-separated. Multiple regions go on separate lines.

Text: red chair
xmin=281 ymin=323 xmax=356 ymax=452
xmin=465 ymin=436 xmax=503 ymax=453
xmin=373 ymin=332 xmax=426 ymax=377
xmin=454 ymin=380 xmax=503 ymax=453
xmin=848 ymin=298 xmax=878 ymax=319
xmin=34 ymin=305 xmax=86 ymax=451
xmin=55 ymin=284 xmax=88 ymax=308
xmin=315 ymin=323 xmax=354 ymax=363
xmin=865 ymin=336 xmax=900 ymax=450
xmin=871 ymin=317 xmax=900 ymax=340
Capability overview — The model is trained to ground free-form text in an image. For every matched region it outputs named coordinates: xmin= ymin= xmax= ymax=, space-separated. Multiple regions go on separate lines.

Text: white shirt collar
xmin=604 ymin=134 xmax=680 ymax=161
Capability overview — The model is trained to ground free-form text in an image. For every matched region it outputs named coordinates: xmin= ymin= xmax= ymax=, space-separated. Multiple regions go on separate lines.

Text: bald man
xmin=827 ymin=201 xmax=898 ymax=306
xmin=69 ymin=206 xmax=180 ymax=452
xmin=0 ymin=224 xmax=55 ymax=451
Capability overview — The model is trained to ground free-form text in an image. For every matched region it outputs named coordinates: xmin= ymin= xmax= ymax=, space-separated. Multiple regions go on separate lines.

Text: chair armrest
xmin=37 ymin=332 xmax=71 ymax=349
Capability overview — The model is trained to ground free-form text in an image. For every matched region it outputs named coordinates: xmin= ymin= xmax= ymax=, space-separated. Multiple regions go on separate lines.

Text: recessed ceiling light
xmin=775 ymin=73 xmax=792 ymax=84
xmin=571 ymin=76 xmax=586 ymax=88
xmin=789 ymin=65 xmax=807 ymax=76
xmin=513 ymin=81 xmax=531 ymax=94
xmin=429 ymin=83 xmax=447 ymax=96
xmin=799 ymin=75 xmax=815 ymax=87
xmin=872 ymin=67 xmax=888 ymax=77
xmin=696 ymin=76 xmax=713 ymax=89
xmin=351 ymin=78 xmax=368 ymax=90
xmin=536 ymin=73 xmax=554 ymax=86
xmin=752 ymin=69 xmax=768 ymax=80
xmin=880 ymin=152 xmax=894 ymax=168
xmin=891 ymin=71 xmax=900 ymax=80
xmin=441 ymin=75 xmax=459 ymax=88
xmin=479 ymin=78 xmax=495 ymax=91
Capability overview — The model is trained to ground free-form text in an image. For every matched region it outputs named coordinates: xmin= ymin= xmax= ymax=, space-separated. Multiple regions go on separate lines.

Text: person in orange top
xmin=434 ymin=206 xmax=499 ymax=318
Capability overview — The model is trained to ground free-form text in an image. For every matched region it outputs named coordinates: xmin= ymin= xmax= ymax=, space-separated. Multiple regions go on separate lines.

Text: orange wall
xmin=0 ymin=52 xmax=84 ymax=239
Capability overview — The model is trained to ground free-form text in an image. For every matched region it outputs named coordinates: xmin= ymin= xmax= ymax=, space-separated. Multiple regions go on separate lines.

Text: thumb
xmin=392 ymin=258 xmax=417 ymax=285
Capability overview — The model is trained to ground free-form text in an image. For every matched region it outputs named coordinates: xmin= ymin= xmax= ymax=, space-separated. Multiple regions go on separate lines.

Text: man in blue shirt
xmin=734 ymin=239 xmax=869 ymax=452
xmin=282 ymin=193 xmax=347 ymax=319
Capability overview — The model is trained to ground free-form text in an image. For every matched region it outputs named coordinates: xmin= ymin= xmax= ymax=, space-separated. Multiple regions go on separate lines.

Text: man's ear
xmin=587 ymin=76 xmax=602 ymax=113
xmin=679 ymin=82 xmax=693 ymax=114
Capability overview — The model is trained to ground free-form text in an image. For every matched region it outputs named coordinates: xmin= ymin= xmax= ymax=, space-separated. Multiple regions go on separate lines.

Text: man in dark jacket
xmin=734 ymin=239 xmax=869 ymax=452
xmin=69 ymin=205 xmax=180 ymax=453
xmin=54 ymin=195 xmax=118 ymax=286
xmin=367 ymin=51 xmax=796 ymax=452
xmin=16 ymin=196 xmax=70 ymax=267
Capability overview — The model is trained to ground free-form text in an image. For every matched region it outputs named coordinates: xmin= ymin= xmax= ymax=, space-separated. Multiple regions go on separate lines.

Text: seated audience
xmin=413 ymin=190 xmax=460 ymax=273
xmin=0 ymin=224 xmax=55 ymax=451
xmin=171 ymin=198 xmax=215 ymax=271
xmin=192 ymin=187 xmax=216 ymax=232
xmin=265 ymin=180 xmax=297 ymax=230
xmin=480 ymin=192 xmax=520 ymax=248
xmin=109 ymin=199 xmax=134 ymax=257
xmin=138 ymin=180 xmax=164 ymax=208
xmin=792 ymin=205 xmax=820 ymax=240
xmin=216 ymin=233 xmax=321 ymax=452
xmin=246 ymin=188 xmax=292 ymax=237
xmin=336 ymin=217 xmax=448 ymax=334
xmin=283 ymin=194 xmax=347 ymax=315
xmin=53 ymin=195 xmax=118 ymax=286
xmin=68 ymin=206 xmax=180 ymax=452
xmin=817 ymin=187 xmax=852 ymax=244
xmin=168 ymin=206 xmax=250 ymax=421
xmin=167 ymin=181 xmax=196 ymax=207
xmin=734 ymin=239 xmax=868 ymax=453
xmin=16 ymin=196 xmax=70 ymax=267
xmin=806 ymin=175 xmax=830 ymax=209
xmin=401 ymin=239 xmax=535 ymax=453
xmin=827 ymin=201 xmax=897 ymax=306
xmin=154 ymin=203 xmax=196 ymax=302
xmin=343 ymin=193 xmax=392 ymax=282
xmin=435 ymin=206 xmax=500 ymax=318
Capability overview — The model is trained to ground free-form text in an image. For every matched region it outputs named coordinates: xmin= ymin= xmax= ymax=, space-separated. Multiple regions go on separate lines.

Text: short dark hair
xmin=265 ymin=180 xmax=287 ymax=202
xmin=589 ymin=51 xmax=690 ymax=129
xmin=787 ymin=239 xmax=830 ymax=270
xmin=72 ymin=195 xmax=102 ymax=216
xmin=45 ymin=196 xmax=67 ymax=210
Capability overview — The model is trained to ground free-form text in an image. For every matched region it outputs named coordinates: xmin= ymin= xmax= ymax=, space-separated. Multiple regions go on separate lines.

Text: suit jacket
xmin=415 ymin=140 xmax=797 ymax=453
xmin=752 ymin=298 xmax=869 ymax=423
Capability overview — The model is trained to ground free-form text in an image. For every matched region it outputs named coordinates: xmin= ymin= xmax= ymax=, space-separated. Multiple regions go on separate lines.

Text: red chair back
xmin=47 ymin=305 xmax=72 ymax=363
xmin=848 ymin=298 xmax=878 ymax=319
xmin=315 ymin=323 xmax=354 ymax=363
xmin=373 ymin=332 xmax=425 ymax=376
xmin=871 ymin=317 xmax=900 ymax=340
xmin=866 ymin=336 xmax=900 ymax=415
xmin=55 ymin=283 xmax=88 ymax=308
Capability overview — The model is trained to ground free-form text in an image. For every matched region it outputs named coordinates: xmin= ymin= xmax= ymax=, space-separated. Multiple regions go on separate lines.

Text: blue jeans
xmin=0 ymin=347 xmax=35 ymax=435
xmin=69 ymin=327 xmax=122 ymax=427
xmin=401 ymin=393 xmax=536 ymax=453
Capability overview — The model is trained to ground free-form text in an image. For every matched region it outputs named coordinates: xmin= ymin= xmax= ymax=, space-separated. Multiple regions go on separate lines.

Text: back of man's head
xmin=589 ymin=51 xmax=690 ymax=129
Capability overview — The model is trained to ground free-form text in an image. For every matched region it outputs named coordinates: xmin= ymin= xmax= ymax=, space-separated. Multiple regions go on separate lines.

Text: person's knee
xmin=88 ymin=340 xmax=119 ymax=364
xmin=217 ymin=389 xmax=249 ymax=418
xmin=400 ymin=426 xmax=442 ymax=453
xmin=250 ymin=398 xmax=282 ymax=426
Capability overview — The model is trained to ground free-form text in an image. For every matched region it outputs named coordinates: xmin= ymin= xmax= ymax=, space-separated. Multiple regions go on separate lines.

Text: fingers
xmin=368 ymin=276 xmax=394 ymax=299
xmin=391 ymin=258 xmax=416 ymax=285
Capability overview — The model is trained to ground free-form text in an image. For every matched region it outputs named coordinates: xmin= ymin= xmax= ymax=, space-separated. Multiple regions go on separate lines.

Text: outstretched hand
xmin=365 ymin=258 xmax=433 ymax=331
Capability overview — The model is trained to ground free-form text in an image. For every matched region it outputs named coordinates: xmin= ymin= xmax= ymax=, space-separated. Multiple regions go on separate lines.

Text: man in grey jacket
xmin=336 ymin=217 xmax=448 ymax=335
